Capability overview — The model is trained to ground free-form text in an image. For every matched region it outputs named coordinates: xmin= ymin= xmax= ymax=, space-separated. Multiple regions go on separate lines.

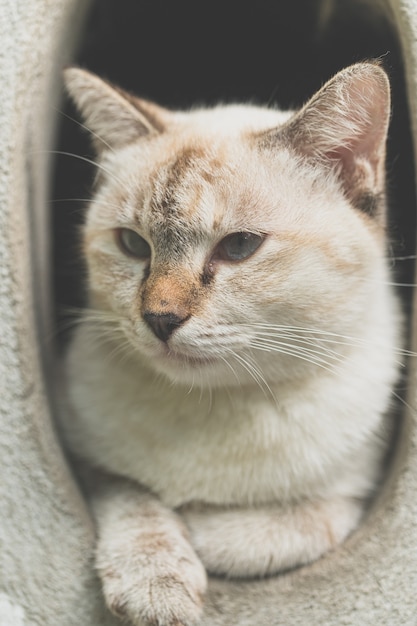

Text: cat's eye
xmin=116 ymin=228 xmax=151 ymax=260
xmin=213 ymin=232 xmax=265 ymax=262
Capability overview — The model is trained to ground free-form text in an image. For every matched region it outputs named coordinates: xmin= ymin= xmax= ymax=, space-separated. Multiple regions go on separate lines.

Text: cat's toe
xmin=100 ymin=547 xmax=207 ymax=626
xmin=141 ymin=572 xmax=205 ymax=626
xmin=105 ymin=574 xmax=205 ymax=626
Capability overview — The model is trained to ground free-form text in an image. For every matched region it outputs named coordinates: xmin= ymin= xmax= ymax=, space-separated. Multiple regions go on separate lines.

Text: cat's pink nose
xmin=143 ymin=311 xmax=189 ymax=342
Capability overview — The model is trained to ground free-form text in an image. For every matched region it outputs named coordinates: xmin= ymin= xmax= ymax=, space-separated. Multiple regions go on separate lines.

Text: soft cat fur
xmin=60 ymin=63 xmax=401 ymax=626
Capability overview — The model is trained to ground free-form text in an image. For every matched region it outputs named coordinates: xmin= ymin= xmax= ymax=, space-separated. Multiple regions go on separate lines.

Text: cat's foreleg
xmin=87 ymin=474 xmax=207 ymax=626
xmin=181 ymin=496 xmax=363 ymax=578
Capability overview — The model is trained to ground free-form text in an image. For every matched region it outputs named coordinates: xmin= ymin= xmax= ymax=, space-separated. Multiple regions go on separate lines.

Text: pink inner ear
xmin=324 ymin=140 xmax=369 ymax=170
xmin=324 ymin=146 xmax=354 ymax=164
xmin=323 ymin=124 xmax=385 ymax=181
xmin=292 ymin=65 xmax=389 ymax=192
xmin=261 ymin=64 xmax=391 ymax=222
xmin=64 ymin=67 xmax=168 ymax=153
xmin=329 ymin=71 xmax=389 ymax=168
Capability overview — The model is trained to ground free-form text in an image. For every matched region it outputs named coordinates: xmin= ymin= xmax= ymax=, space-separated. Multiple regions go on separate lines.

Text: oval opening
xmin=52 ymin=0 xmax=416 ymax=527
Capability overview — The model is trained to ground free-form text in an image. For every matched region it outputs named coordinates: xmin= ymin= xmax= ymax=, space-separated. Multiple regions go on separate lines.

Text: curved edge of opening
xmin=48 ymin=0 xmax=417 ymax=623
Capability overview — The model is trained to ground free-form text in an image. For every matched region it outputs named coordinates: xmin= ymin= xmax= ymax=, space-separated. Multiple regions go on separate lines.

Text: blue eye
xmin=214 ymin=232 xmax=265 ymax=262
xmin=117 ymin=229 xmax=151 ymax=259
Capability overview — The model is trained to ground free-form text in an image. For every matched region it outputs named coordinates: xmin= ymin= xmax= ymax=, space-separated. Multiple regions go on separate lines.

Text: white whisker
xmin=358 ymin=276 xmax=417 ymax=288
xmin=392 ymin=390 xmax=417 ymax=420
xmin=225 ymin=348 xmax=277 ymax=403
xmin=249 ymin=340 xmax=341 ymax=375
xmin=389 ymin=254 xmax=417 ymax=262
xmin=54 ymin=106 xmax=116 ymax=153
xmin=106 ymin=339 xmax=135 ymax=368
xmin=251 ymin=334 xmax=345 ymax=361
xmin=250 ymin=337 xmax=343 ymax=363
xmin=49 ymin=197 xmax=127 ymax=213
xmin=32 ymin=150 xmax=126 ymax=189
xmin=217 ymin=354 xmax=242 ymax=387
xmin=240 ymin=323 xmax=415 ymax=358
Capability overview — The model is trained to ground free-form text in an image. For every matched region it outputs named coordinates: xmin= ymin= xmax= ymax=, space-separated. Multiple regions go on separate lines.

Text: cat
xmin=59 ymin=62 xmax=402 ymax=626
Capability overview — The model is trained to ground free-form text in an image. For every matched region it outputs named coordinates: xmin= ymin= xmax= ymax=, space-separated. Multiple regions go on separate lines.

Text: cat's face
xmin=65 ymin=64 xmax=391 ymax=388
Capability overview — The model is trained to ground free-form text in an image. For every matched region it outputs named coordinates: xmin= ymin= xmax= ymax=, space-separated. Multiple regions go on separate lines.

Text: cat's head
xmin=64 ymin=63 xmax=392 ymax=388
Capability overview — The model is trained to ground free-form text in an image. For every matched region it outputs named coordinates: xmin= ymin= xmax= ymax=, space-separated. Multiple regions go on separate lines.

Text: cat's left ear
xmin=260 ymin=63 xmax=391 ymax=220
xmin=63 ymin=67 xmax=171 ymax=153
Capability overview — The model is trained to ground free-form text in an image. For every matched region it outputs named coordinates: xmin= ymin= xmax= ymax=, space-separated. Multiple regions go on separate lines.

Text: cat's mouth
xmin=164 ymin=349 xmax=217 ymax=368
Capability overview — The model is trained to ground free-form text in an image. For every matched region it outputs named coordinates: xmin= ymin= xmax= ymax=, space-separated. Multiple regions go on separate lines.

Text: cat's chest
xmin=121 ymin=403 xmax=295 ymax=507
xmin=97 ymin=399 xmax=285 ymax=505
xmin=66 ymin=363 xmax=333 ymax=508
xmin=64 ymin=333 xmax=386 ymax=508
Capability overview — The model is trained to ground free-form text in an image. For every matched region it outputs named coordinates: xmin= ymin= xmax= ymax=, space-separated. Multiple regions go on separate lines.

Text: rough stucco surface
xmin=0 ymin=0 xmax=416 ymax=624
xmin=0 ymin=1 xmax=115 ymax=624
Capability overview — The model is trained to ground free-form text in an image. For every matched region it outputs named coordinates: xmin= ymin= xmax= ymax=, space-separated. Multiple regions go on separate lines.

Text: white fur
xmin=60 ymin=63 xmax=401 ymax=625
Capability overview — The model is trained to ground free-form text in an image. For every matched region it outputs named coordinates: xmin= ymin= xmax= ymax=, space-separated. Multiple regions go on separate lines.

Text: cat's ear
xmin=260 ymin=63 xmax=391 ymax=218
xmin=63 ymin=67 xmax=170 ymax=152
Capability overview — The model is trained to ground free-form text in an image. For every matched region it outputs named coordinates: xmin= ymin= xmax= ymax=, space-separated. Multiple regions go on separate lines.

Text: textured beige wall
xmin=0 ymin=0 xmax=415 ymax=624
xmin=0 ymin=1 xmax=115 ymax=624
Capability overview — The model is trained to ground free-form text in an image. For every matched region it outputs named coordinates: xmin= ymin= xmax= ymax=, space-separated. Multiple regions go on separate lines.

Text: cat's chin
xmin=150 ymin=350 xmax=226 ymax=387
xmin=137 ymin=346 xmax=245 ymax=388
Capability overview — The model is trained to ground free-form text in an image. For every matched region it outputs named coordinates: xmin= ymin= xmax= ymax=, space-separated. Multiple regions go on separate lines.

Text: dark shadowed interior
xmin=52 ymin=0 xmax=416 ymax=343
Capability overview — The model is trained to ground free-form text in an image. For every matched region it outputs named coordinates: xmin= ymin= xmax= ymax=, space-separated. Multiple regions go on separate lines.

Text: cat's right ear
xmin=63 ymin=67 xmax=170 ymax=153
xmin=257 ymin=63 xmax=391 ymax=222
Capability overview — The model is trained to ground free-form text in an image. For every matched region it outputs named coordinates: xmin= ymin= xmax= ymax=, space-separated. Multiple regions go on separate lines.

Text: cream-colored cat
xmin=60 ymin=63 xmax=401 ymax=626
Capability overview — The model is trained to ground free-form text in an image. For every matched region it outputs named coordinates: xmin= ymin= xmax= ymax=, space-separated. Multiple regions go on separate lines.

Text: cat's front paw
xmin=97 ymin=529 xmax=207 ymax=626
xmin=182 ymin=497 xmax=364 ymax=578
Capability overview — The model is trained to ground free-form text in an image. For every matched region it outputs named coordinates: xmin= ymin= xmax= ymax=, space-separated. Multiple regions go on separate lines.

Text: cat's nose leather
xmin=143 ymin=311 xmax=188 ymax=342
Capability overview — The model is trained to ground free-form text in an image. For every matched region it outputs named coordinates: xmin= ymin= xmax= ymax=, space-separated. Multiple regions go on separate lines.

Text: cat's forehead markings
xmin=149 ymin=145 xmax=224 ymax=219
